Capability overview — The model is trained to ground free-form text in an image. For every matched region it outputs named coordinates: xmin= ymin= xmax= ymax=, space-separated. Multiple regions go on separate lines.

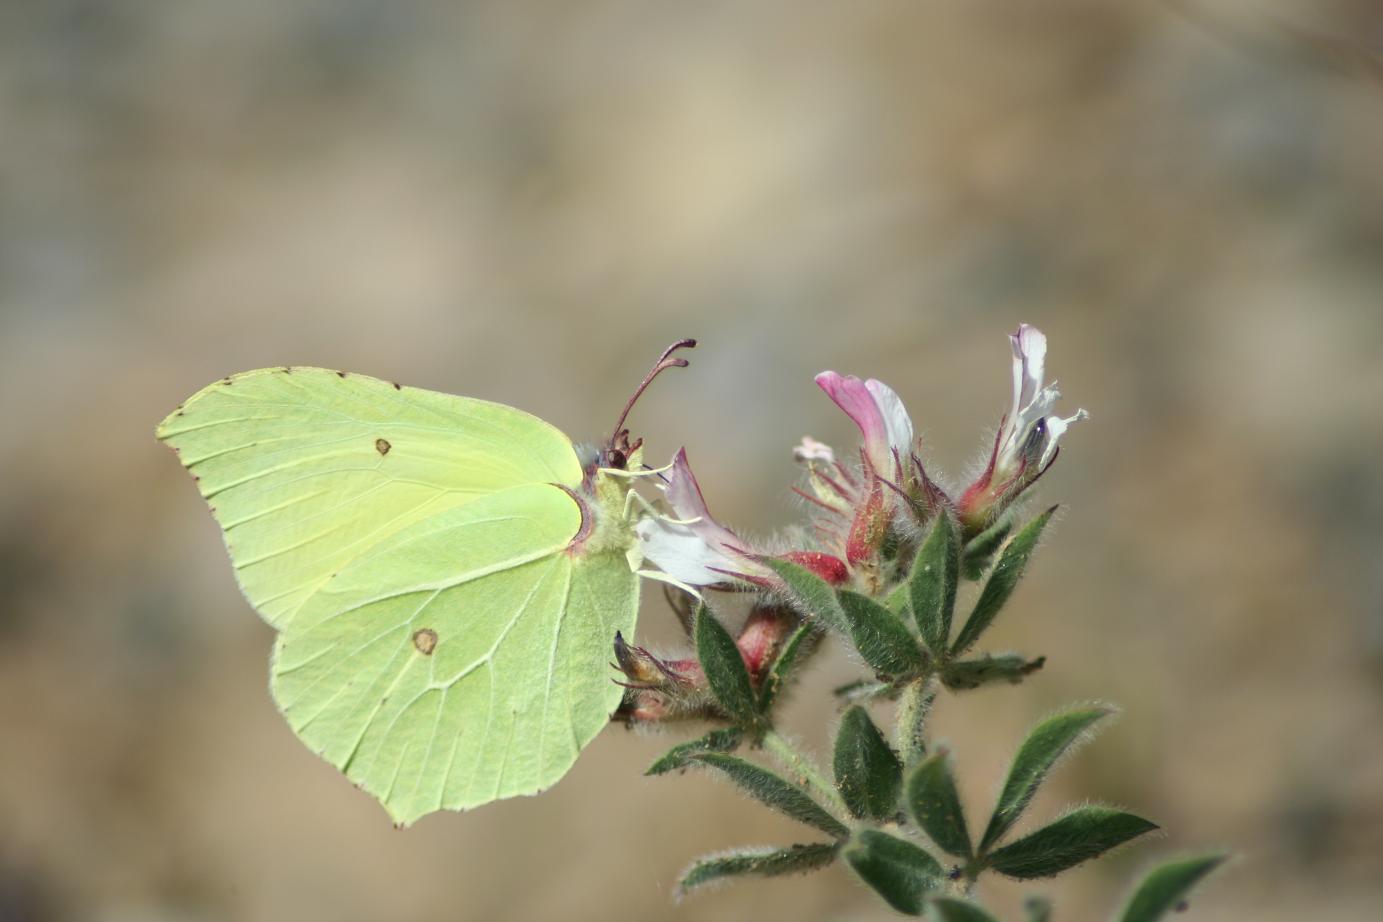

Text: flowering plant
xmin=619 ymin=325 xmax=1224 ymax=920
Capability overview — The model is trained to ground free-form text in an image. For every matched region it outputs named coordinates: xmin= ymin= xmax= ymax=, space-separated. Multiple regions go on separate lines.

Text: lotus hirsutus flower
xmin=794 ymin=372 xmax=948 ymax=582
xmin=813 ymin=372 xmax=915 ymax=483
xmin=634 ymin=449 xmax=765 ymax=589
xmin=636 ymin=450 xmax=850 ymax=590
xmin=959 ymin=323 xmax=1088 ymax=532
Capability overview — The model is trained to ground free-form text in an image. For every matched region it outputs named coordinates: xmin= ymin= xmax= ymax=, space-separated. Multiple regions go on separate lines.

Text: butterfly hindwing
xmin=269 ymin=482 xmax=638 ymax=825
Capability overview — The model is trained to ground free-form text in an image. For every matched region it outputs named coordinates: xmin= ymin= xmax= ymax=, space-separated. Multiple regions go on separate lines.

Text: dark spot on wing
xmin=375 ymin=438 xmax=391 ymax=456
xmin=336 ymin=371 xmax=347 ymax=378
xmin=392 ymin=381 xmax=402 ymax=390
xmin=222 ymin=377 xmax=233 ymax=385
xmin=282 ymin=366 xmax=293 ymax=373
xmin=413 ymin=628 xmax=438 ymax=655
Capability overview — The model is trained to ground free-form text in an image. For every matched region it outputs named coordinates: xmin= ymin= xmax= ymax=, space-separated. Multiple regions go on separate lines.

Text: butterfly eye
xmin=606 ymin=448 xmax=628 ymax=470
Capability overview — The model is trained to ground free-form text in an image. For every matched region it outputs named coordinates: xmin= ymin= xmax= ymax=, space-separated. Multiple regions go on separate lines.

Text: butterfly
xmin=157 ymin=341 xmax=695 ymax=825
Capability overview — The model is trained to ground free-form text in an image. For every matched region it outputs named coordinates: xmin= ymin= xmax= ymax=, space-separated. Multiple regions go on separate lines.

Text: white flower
xmin=961 ymin=324 xmax=1087 ymax=524
xmin=635 ymin=449 xmax=763 ymax=587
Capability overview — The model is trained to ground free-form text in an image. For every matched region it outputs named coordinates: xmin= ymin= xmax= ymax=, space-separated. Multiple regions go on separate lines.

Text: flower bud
xmin=612 ymin=631 xmax=712 ymax=724
xmin=735 ymin=605 xmax=799 ymax=676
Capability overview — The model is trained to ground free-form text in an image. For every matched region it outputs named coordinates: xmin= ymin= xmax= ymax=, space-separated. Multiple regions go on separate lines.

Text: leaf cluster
xmin=645 ymin=510 xmax=1226 ymax=918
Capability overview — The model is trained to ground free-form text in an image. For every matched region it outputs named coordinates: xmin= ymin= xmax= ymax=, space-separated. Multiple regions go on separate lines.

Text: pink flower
xmin=813 ymin=372 xmax=915 ymax=480
xmin=960 ymin=324 xmax=1087 ymax=529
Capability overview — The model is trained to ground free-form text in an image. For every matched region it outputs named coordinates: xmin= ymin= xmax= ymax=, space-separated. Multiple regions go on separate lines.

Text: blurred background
xmin=2 ymin=1 xmax=1382 ymax=920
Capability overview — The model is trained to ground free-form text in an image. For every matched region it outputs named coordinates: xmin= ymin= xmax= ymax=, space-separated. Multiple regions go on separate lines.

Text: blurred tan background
xmin=3 ymin=1 xmax=1383 ymax=920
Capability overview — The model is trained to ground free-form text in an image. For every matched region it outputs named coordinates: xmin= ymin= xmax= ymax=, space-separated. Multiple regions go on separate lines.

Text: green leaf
xmin=986 ymin=806 xmax=1158 ymax=879
xmin=960 ymin=514 xmax=1014 ymax=580
xmin=1117 ymin=853 xmax=1228 ymax=922
xmin=844 ymin=829 xmax=944 ymax=916
xmin=980 ymin=705 xmax=1113 ymax=852
xmin=833 ymin=706 xmax=903 ymax=821
xmin=905 ymin=751 xmax=972 ymax=859
xmin=760 ymin=557 xmax=851 ymax=635
xmin=910 ymin=512 xmax=959 ymax=655
xmin=760 ymin=623 xmax=817 ymax=712
xmin=833 ymin=678 xmax=894 ymax=703
xmin=928 ymin=897 xmax=1003 ymax=922
xmin=695 ymin=605 xmax=759 ymax=727
xmin=941 ymin=654 xmax=1045 ymax=690
xmin=838 ymin=590 xmax=926 ymax=679
xmin=678 ymin=843 xmax=839 ymax=896
xmin=691 ymin=753 xmax=850 ymax=839
xmin=951 ymin=506 xmax=1056 ymax=656
xmin=1023 ymin=895 xmax=1052 ymax=922
xmin=646 ymin=727 xmax=743 ymax=776
xmin=885 ymin=578 xmax=911 ymax=614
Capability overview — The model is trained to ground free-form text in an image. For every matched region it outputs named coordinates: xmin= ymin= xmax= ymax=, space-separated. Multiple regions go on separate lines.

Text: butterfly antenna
xmin=608 ymin=338 xmax=696 ymax=448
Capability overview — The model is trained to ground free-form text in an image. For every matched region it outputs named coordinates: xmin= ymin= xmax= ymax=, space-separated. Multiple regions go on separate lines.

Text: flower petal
xmin=865 ymin=378 xmax=914 ymax=468
xmin=637 ymin=449 xmax=762 ymax=587
xmin=1010 ymin=323 xmax=1048 ymax=415
xmin=635 ymin=516 xmax=744 ymax=587
xmin=816 ymin=371 xmax=914 ymax=476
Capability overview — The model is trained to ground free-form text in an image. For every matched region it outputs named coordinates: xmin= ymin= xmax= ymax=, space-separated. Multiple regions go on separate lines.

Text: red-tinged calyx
xmin=778 ymin=551 xmax=850 ymax=586
xmin=846 ymin=478 xmax=889 ymax=567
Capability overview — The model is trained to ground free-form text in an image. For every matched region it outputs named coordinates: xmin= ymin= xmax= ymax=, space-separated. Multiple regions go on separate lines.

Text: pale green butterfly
xmin=157 ymin=341 xmax=695 ymax=825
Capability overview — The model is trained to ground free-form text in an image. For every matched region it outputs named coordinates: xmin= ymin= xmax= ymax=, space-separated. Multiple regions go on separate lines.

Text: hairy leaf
xmin=695 ymin=606 xmax=759 ymax=727
xmin=960 ymin=514 xmax=1014 ymax=580
xmin=906 ymin=751 xmax=972 ymax=859
xmin=761 ymin=557 xmax=851 ymax=636
xmin=844 ymin=829 xmax=944 ymax=916
xmin=1117 ymin=853 xmax=1228 ymax=922
xmin=647 ymin=727 xmax=743 ymax=776
xmin=838 ymin=590 xmax=926 ymax=679
xmin=833 ymin=706 xmax=903 ymax=820
xmin=980 ymin=705 xmax=1113 ymax=852
xmin=986 ymin=806 xmax=1158 ymax=879
xmin=942 ymin=654 xmax=1045 ymax=691
xmin=928 ymin=897 xmax=1003 ymax=922
xmin=760 ymin=623 xmax=817 ymax=713
xmin=691 ymin=753 xmax=849 ymax=839
xmin=678 ymin=843 xmax=839 ymax=896
xmin=952 ymin=507 xmax=1056 ymax=656
xmin=910 ymin=512 xmax=959 ymax=654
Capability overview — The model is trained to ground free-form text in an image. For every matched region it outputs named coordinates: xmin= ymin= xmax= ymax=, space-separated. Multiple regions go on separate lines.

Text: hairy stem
xmin=895 ymin=675 xmax=936 ymax=772
xmin=762 ymin=728 xmax=852 ymax=818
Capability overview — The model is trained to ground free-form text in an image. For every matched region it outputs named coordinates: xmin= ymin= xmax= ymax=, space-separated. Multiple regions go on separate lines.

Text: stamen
xmin=792 ymin=486 xmax=847 ymax=517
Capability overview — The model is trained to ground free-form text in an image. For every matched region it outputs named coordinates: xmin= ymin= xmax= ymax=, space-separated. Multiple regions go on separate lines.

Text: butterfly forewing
xmin=156 ymin=367 xmax=585 ymax=630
